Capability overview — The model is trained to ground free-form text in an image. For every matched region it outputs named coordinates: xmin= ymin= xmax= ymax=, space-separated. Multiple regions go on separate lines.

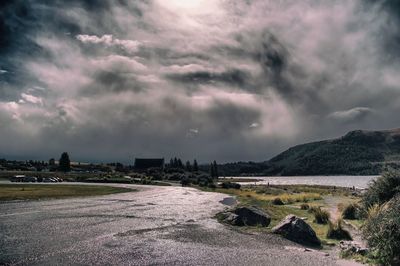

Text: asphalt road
xmin=0 ymin=184 xmax=358 ymax=266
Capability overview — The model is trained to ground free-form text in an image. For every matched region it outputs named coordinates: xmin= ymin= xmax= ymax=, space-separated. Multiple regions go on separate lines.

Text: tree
xmin=185 ymin=161 xmax=192 ymax=171
xmin=177 ymin=159 xmax=183 ymax=169
xmin=213 ymin=160 xmax=219 ymax=178
xmin=193 ymin=159 xmax=199 ymax=172
xmin=210 ymin=160 xmax=219 ymax=179
xmin=59 ymin=152 xmax=71 ymax=172
xmin=169 ymin=158 xmax=174 ymax=168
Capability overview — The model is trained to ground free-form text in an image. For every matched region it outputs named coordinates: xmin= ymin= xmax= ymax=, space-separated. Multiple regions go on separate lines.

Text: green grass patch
xmin=0 ymin=184 xmax=135 ymax=201
xmin=340 ymin=250 xmax=379 ymax=265
xmin=203 ymin=185 xmax=360 ymax=246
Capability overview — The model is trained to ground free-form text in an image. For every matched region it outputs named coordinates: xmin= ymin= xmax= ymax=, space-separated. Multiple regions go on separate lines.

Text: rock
xmin=221 ymin=206 xmax=271 ymax=227
xmin=232 ymin=206 xmax=271 ymax=226
xmin=223 ymin=213 xmax=240 ymax=225
xmin=339 ymin=241 xmax=369 ymax=255
xmin=272 ymin=215 xmax=321 ymax=246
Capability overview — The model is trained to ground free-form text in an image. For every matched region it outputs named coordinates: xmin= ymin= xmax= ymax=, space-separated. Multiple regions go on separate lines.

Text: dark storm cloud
xmin=166 ymin=69 xmax=251 ymax=87
xmin=1 ymin=0 xmax=400 ymax=163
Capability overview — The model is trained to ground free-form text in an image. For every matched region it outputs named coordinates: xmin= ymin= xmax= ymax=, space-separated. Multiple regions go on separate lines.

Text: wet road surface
xmin=1 ymin=184 xmax=354 ymax=265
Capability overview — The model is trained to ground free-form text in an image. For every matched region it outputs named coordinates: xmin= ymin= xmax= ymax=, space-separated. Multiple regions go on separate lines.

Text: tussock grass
xmin=204 ymin=185 xmax=356 ymax=244
xmin=300 ymin=203 xmax=310 ymax=210
xmin=341 ymin=203 xmax=359 ymax=220
xmin=362 ymin=195 xmax=400 ymax=265
xmin=312 ymin=207 xmax=330 ymax=224
xmin=327 ymin=219 xmax=352 ymax=240
xmin=208 ymin=188 xmax=321 ymax=204
xmin=272 ymin=197 xmax=284 ymax=205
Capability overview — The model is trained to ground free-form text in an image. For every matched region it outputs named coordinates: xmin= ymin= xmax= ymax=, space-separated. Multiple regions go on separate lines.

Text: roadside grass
xmin=206 ymin=187 xmax=322 ymax=204
xmin=0 ymin=184 xmax=135 ymax=201
xmin=340 ymin=250 xmax=378 ymax=265
xmin=204 ymin=185 xmax=361 ymax=246
xmin=218 ymin=177 xmax=262 ymax=183
xmin=249 ymin=184 xmax=355 ymax=197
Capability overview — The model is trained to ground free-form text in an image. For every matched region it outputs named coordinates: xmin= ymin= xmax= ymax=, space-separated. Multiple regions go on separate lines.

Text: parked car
xmin=22 ymin=176 xmax=37 ymax=182
xmin=9 ymin=175 xmax=25 ymax=182
xmin=43 ymin=177 xmax=56 ymax=183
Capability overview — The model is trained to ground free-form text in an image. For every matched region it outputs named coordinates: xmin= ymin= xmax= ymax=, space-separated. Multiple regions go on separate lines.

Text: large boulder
xmin=272 ymin=215 xmax=321 ymax=246
xmin=223 ymin=206 xmax=271 ymax=226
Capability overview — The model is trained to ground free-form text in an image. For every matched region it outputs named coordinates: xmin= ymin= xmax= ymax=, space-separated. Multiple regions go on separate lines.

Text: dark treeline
xmin=167 ymin=157 xmax=199 ymax=172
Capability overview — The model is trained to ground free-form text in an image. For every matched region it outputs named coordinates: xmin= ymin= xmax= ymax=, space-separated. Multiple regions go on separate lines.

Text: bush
xmin=341 ymin=203 xmax=359 ymax=220
xmin=362 ymin=171 xmax=400 ymax=208
xmin=327 ymin=219 xmax=352 ymax=240
xmin=272 ymin=197 xmax=284 ymax=205
xmin=300 ymin=203 xmax=310 ymax=210
xmin=362 ymin=195 xmax=400 ymax=265
xmin=181 ymin=177 xmax=190 ymax=187
xmin=220 ymin=182 xmax=241 ymax=189
xmin=313 ymin=208 xmax=330 ymax=224
xmin=308 ymin=206 xmax=320 ymax=214
xmin=208 ymin=183 xmax=216 ymax=189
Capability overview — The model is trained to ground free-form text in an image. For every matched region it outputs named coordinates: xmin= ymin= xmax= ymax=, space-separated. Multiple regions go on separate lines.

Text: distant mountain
xmin=219 ymin=128 xmax=400 ymax=176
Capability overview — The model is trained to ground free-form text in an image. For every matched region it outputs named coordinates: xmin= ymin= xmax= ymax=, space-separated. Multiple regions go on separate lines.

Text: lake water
xmin=223 ymin=175 xmax=379 ymax=189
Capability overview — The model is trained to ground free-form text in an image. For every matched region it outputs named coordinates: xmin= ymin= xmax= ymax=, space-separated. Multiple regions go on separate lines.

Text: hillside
xmin=219 ymin=128 xmax=400 ymax=176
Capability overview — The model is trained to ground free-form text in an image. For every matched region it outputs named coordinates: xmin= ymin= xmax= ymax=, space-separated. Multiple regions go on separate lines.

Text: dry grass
xmin=327 ymin=218 xmax=352 ymax=240
xmin=0 ymin=184 xmax=134 ymax=201
xmin=202 ymin=185 xmax=361 ymax=245
xmin=220 ymin=189 xmax=322 ymax=204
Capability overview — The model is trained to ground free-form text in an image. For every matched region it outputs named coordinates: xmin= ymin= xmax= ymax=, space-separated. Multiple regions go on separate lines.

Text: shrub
xmin=327 ymin=219 xmax=352 ymax=240
xmin=181 ymin=177 xmax=190 ymax=187
xmin=341 ymin=203 xmax=359 ymax=220
xmin=362 ymin=171 xmax=400 ymax=208
xmin=313 ymin=208 xmax=330 ymax=224
xmin=362 ymin=195 xmax=400 ymax=265
xmin=300 ymin=203 xmax=309 ymax=210
xmin=220 ymin=182 xmax=241 ymax=189
xmin=272 ymin=197 xmax=284 ymax=205
xmin=208 ymin=183 xmax=216 ymax=189
xmin=308 ymin=206 xmax=320 ymax=214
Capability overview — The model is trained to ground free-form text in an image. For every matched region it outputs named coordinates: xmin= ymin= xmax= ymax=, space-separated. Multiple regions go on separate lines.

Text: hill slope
xmin=219 ymin=129 xmax=400 ymax=176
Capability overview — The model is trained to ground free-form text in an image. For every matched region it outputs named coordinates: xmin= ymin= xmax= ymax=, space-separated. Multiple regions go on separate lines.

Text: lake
xmin=223 ymin=175 xmax=379 ymax=189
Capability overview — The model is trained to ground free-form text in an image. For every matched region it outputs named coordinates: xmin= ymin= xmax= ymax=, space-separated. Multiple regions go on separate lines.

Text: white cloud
xmin=249 ymin=122 xmax=259 ymax=128
xmin=76 ymin=34 xmax=141 ymax=53
xmin=20 ymin=93 xmax=43 ymax=105
xmin=329 ymin=107 xmax=374 ymax=122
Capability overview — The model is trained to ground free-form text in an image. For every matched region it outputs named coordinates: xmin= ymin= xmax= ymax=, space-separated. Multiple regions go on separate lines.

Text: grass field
xmin=0 ymin=184 xmax=135 ymax=201
xmin=206 ymin=184 xmax=360 ymax=245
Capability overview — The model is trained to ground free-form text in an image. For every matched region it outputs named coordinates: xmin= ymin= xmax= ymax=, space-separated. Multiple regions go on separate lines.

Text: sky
xmin=0 ymin=0 xmax=399 ymax=163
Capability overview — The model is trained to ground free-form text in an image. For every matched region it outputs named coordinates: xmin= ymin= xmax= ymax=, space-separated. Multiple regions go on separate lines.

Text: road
xmin=0 ymin=184 xmax=358 ymax=265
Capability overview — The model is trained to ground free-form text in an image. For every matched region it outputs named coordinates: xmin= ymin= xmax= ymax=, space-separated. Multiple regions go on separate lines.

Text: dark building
xmin=134 ymin=158 xmax=164 ymax=170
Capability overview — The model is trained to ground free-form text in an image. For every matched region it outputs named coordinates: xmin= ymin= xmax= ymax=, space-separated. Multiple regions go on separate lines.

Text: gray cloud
xmin=1 ymin=0 xmax=400 ymax=163
xmin=328 ymin=107 xmax=374 ymax=123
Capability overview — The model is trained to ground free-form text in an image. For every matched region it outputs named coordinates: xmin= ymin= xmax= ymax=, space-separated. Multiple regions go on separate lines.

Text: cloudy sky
xmin=0 ymin=0 xmax=399 ymax=163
